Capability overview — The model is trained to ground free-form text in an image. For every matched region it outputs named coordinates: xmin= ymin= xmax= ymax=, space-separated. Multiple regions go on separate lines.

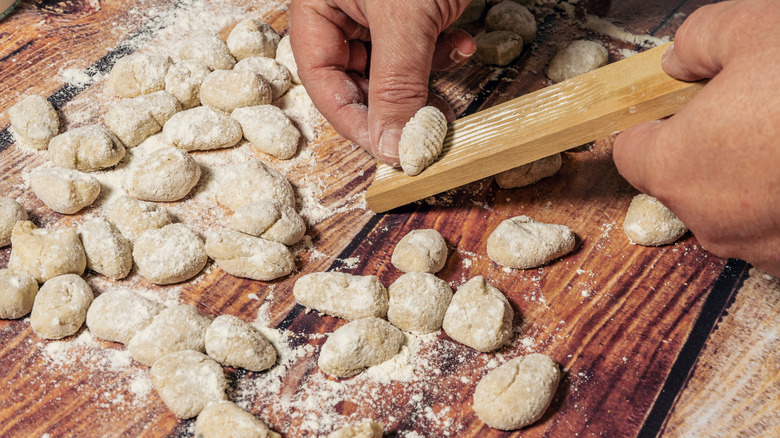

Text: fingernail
xmin=662 ymin=43 xmax=675 ymax=65
xmin=378 ymin=129 xmax=402 ymax=166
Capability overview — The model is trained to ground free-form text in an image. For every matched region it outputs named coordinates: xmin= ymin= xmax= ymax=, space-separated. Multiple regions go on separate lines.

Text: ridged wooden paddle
xmin=365 ymin=42 xmax=705 ymax=213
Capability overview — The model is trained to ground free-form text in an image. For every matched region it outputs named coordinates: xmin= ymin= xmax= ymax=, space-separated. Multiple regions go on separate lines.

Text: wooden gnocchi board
xmin=0 ymin=1 xmax=777 ymax=437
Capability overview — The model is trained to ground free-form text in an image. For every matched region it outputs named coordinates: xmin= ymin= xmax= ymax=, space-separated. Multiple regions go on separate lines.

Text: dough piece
xmin=48 ymin=125 xmax=126 ymax=172
xmin=485 ymin=1 xmax=537 ymax=44
xmin=293 ymin=272 xmax=388 ymax=321
xmin=319 ymin=317 xmax=404 ymax=378
xmin=205 ymin=228 xmax=294 ymax=281
xmin=487 ymin=215 xmax=576 ymax=269
xmin=494 ymin=153 xmax=562 ymax=189
xmin=473 ymin=354 xmax=561 ymax=430
xmin=273 ymin=84 xmax=322 ymax=141
xmin=217 ymin=160 xmax=295 ymax=210
xmin=387 ymin=272 xmax=453 ymax=334
xmin=179 ymin=32 xmax=236 ymax=71
xmin=8 ymin=221 xmax=86 ymax=283
xmin=30 ymin=274 xmax=93 ymax=340
xmin=234 ymin=57 xmax=292 ymax=101
xmin=442 ymin=276 xmax=513 ymax=352
xmin=398 ymin=106 xmax=447 ymax=176
xmin=547 ymin=40 xmax=609 ymax=83
xmin=231 ymin=105 xmax=300 ymax=159
xmin=107 ymin=53 xmax=173 ymax=98
xmin=108 ymin=196 xmax=171 ymax=241
xmin=29 ymin=167 xmax=101 ymax=214
xmin=227 ymin=19 xmax=281 ymax=60
xmin=164 ymin=59 xmax=211 ymax=109
xmin=8 ymin=95 xmax=59 ymax=150
xmin=86 ymin=289 xmax=164 ymax=345
xmin=195 ymin=401 xmax=281 ymax=438
xmin=125 ymin=146 xmax=201 ymax=202
xmin=230 ymin=199 xmax=305 ymax=246
xmin=623 ymin=194 xmax=688 ymax=246
xmin=104 ymin=91 xmax=182 ymax=147
xmin=328 ymin=422 xmax=384 ymax=438
xmin=0 ymin=197 xmax=27 ymax=247
xmin=132 ymin=223 xmax=207 ymax=285
xmin=163 ymin=106 xmax=243 ymax=151
xmin=205 ymin=314 xmax=276 ymax=371
xmin=275 ymin=35 xmax=300 ymax=84
xmin=77 ymin=217 xmax=132 ymax=280
xmin=128 ymin=304 xmax=213 ymax=366
xmin=0 ymin=269 xmax=38 ymax=319
xmin=199 ymin=70 xmax=272 ymax=113
xmin=454 ymin=0 xmax=486 ymax=26
xmin=150 ymin=350 xmax=226 ymax=419
xmin=391 ymin=229 xmax=448 ymax=273
xmin=474 ymin=31 xmax=524 ymax=66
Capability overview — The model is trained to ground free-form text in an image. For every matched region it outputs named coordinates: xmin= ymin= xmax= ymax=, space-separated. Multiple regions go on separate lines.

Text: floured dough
xmin=205 ymin=314 xmax=276 ymax=371
xmin=230 ymin=199 xmax=305 ymax=246
xmin=128 ymin=304 xmax=213 ymax=366
xmin=318 ymin=317 xmax=404 ymax=378
xmin=199 ymin=70 xmax=272 ymax=113
xmin=273 ymin=84 xmax=322 ymax=141
xmin=217 ymin=159 xmax=295 ymax=210
xmin=48 ymin=125 xmax=126 ymax=172
xmin=442 ymin=276 xmax=513 ymax=352
xmin=150 ymin=350 xmax=226 ymax=419
xmin=487 ymin=215 xmax=576 ymax=269
xmin=495 ymin=153 xmax=562 ymax=188
xmin=163 ymin=106 xmax=243 ymax=151
xmin=293 ymin=272 xmax=388 ymax=321
xmin=132 ymin=223 xmax=207 ymax=285
xmin=8 ymin=221 xmax=86 ymax=283
xmin=398 ymin=106 xmax=447 ymax=176
xmin=327 ymin=422 xmax=384 ymax=438
xmin=195 ymin=401 xmax=281 ymax=438
xmin=275 ymin=35 xmax=300 ymax=84
xmin=86 ymin=289 xmax=164 ymax=345
xmin=179 ymin=32 xmax=236 ymax=71
xmin=391 ymin=229 xmax=448 ymax=273
xmin=226 ymin=19 xmax=281 ymax=60
xmin=547 ymin=40 xmax=609 ymax=83
xmin=107 ymin=53 xmax=173 ymax=98
xmin=205 ymin=228 xmax=294 ymax=281
xmin=29 ymin=167 xmax=101 ymax=214
xmin=485 ymin=1 xmax=537 ymax=44
xmin=387 ymin=272 xmax=453 ymax=334
xmin=623 ymin=194 xmax=687 ymax=246
xmin=125 ymin=146 xmax=201 ymax=202
xmin=30 ymin=274 xmax=93 ymax=340
xmin=164 ymin=59 xmax=212 ymax=109
xmin=77 ymin=217 xmax=132 ymax=280
xmin=474 ymin=31 xmax=524 ymax=66
xmin=108 ymin=196 xmax=171 ymax=241
xmin=0 ymin=197 xmax=27 ymax=247
xmin=231 ymin=105 xmax=300 ymax=159
xmin=0 ymin=269 xmax=38 ymax=319
xmin=8 ymin=95 xmax=59 ymax=150
xmin=234 ymin=56 xmax=292 ymax=101
xmin=104 ymin=91 xmax=181 ymax=147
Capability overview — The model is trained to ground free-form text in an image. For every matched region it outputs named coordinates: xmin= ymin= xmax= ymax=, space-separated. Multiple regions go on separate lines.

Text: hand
xmin=613 ymin=0 xmax=780 ymax=276
xmin=289 ymin=0 xmax=475 ymax=166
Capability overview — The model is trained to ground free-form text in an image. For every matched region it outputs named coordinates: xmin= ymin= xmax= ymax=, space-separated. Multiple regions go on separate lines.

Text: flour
xmin=585 ymin=15 xmax=671 ymax=47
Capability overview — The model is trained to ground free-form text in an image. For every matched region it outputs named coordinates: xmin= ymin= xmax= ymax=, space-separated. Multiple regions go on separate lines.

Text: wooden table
xmin=0 ymin=0 xmax=777 ymax=437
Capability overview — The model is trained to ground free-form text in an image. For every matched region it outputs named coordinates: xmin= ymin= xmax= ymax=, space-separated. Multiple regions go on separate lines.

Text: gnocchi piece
xmin=227 ymin=19 xmax=281 ymax=60
xmin=547 ymin=40 xmax=609 ymax=83
xmin=230 ymin=199 xmax=305 ymax=246
xmin=205 ymin=228 xmax=294 ymax=281
xmin=85 ymin=289 xmax=164 ymax=345
xmin=107 ymin=53 xmax=173 ymax=98
xmin=104 ymin=91 xmax=182 ymax=147
xmin=8 ymin=95 xmax=59 ymax=150
xmin=205 ymin=315 xmax=276 ymax=372
xmin=0 ymin=196 xmax=27 ymax=247
xmin=77 ymin=217 xmax=132 ymax=280
xmin=29 ymin=167 xmax=101 ymax=214
xmin=485 ymin=1 xmax=537 ymax=44
xmin=398 ymin=106 xmax=448 ymax=176
xmin=494 ymin=153 xmax=562 ymax=189
xmin=293 ymin=272 xmax=389 ymax=321
xmin=163 ymin=106 xmax=243 ymax=151
xmin=318 ymin=317 xmax=404 ymax=378
xmin=275 ymin=35 xmax=300 ymax=84
xmin=442 ymin=276 xmax=513 ymax=352
xmin=231 ymin=105 xmax=300 ymax=159
xmin=487 ymin=215 xmax=576 ymax=269
xmin=387 ymin=272 xmax=453 ymax=334
xmin=195 ymin=401 xmax=281 ymax=438
xmin=199 ymin=69 xmax=272 ymax=113
xmin=234 ymin=56 xmax=292 ymax=101
xmin=108 ymin=196 xmax=171 ymax=241
xmin=179 ymin=32 xmax=236 ymax=71
xmin=454 ymin=0 xmax=486 ymax=26
xmin=132 ymin=223 xmax=207 ymax=285
xmin=164 ymin=59 xmax=211 ymax=109
xmin=0 ymin=269 xmax=38 ymax=319
xmin=473 ymin=354 xmax=561 ymax=430
xmin=128 ymin=304 xmax=213 ymax=366
xmin=8 ymin=221 xmax=87 ymax=283
xmin=391 ymin=229 xmax=448 ymax=274
xmin=623 ymin=194 xmax=688 ymax=246
xmin=216 ymin=159 xmax=295 ymax=210
xmin=30 ymin=274 xmax=93 ymax=340
xmin=474 ymin=31 xmax=524 ymax=66
xmin=274 ymin=84 xmax=322 ymax=141
xmin=124 ymin=146 xmax=201 ymax=202
xmin=327 ymin=422 xmax=384 ymax=438
xmin=150 ymin=350 xmax=226 ymax=419
xmin=48 ymin=125 xmax=126 ymax=172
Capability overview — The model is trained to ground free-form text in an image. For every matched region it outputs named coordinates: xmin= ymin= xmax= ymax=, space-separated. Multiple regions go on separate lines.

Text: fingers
xmin=612 ymin=119 xmax=669 ymax=196
xmin=662 ymin=2 xmax=732 ymax=81
xmin=431 ymin=28 xmax=477 ymax=72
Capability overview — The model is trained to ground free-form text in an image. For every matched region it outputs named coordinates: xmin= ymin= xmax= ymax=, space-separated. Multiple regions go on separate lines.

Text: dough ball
xmin=48 ymin=125 xmax=126 ymax=172
xmin=234 ymin=56 xmax=292 ymax=101
xmin=485 ymin=1 xmax=537 ymax=44
xmin=0 ymin=269 xmax=38 ymax=319
xmin=29 ymin=167 xmax=101 ymax=214
xmin=474 ymin=31 xmax=524 ymax=66
xmin=128 ymin=304 xmax=213 ymax=366
xmin=8 ymin=95 xmax=59 ymax=150
xmin=132 ymin=223 xmax=207 ymax=285
xmin=487 ymin=215 xmax=576 ymax=269
xmin=230 ymin=199 xmax=305 ymax=246
xmin=623 ymin=194 xmax=687 ymax=246
xmin=454 ymin=0 xmax=486 ymax=25
xmin=86 ymin=289 xmax=164 ymax=345
xmin=274 ymin=35 xmax=300 ymax=84
xmin=179 ymin=32 xmax=236 ymax=71
xmin=30 ymin=274 xmax=93 ymax=340
xmin=398 ymin=106 xmax=447 ymax=176
xmin=77 ymin=217 xmax=132 ymax=280
xmin=387 ymin=272 xmax=453 ymax=333
xmin=495 ymin=153 xmax=562 ymax=189
xmin=391 ymin=229 xmax=448 ymax=273
xmin=327 ymin=422 xmax=384 ymax=438
xmin=0 ymin=196 xmax=27 ymax=247
xmin=150 ymin=350 xmax=226 ymax=419
xmin=105 ymin=91 xmax=182 ymax=147
xmin=227 ymin=19 xmax=281 ymax=60
xmin=8 ymin=221 xmax=86 ymax=283
xmin=442 ymin=276 xmax=513 ymax=352
xmin=547 ymin=40 xmax=609 ymax=83
xmin=205 ymin=228 xmax=294 ymax=281
xmin=473 ymin=354 xmax=561 ymax=430
xmin=205 ymin=314 xmax=276 ymax=371
xmin=231 ymin=105 xmax=300 ymax=159
xmin=217 ymin=159 xmax=295 ymax=210
xmin=199 ymin=70 xmax=272 ymax=113
xmin=164 ymin=59 xmax=211 ymax=109
xmin=125 ymin=146 xmax=201 ymax=202
xmin=273 ymin=84 xmax=322 ymax=141
xmin=195 ymin=401 xmax=281 ymax=438
xmin=107 ymin=53 xmax=173 ymax=98
xmin=293 ymin=272 xmax=388 ymax=321
xmin=163 ymin=106 xmax=242 ymax=151
xmin=319 ymin=317 xmax=404 ymax=378
xmin=108 ymin=196 xmax=171 ymax=241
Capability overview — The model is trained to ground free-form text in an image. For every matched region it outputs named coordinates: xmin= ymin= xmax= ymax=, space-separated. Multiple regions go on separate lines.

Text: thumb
xmin=612 ymin=120 xmax=670 ymax=196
